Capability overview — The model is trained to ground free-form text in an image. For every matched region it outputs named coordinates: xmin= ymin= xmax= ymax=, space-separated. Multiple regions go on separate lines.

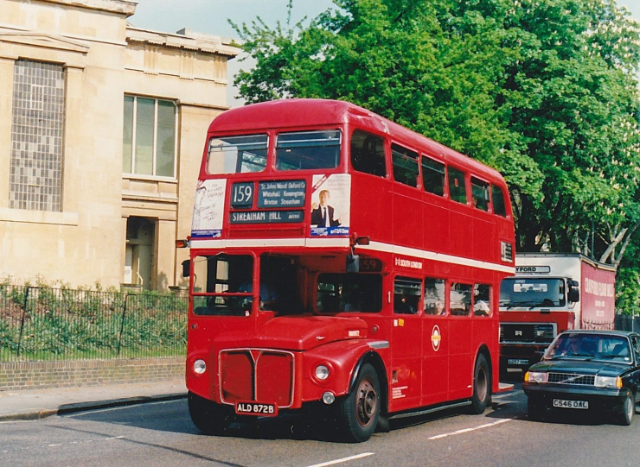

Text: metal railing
xmin=0 ymin=285 xmax=187 ymax=362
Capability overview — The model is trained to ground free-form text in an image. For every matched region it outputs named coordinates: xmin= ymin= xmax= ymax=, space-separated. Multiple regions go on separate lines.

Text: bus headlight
xmin=525 ymin=371 xmax=548 ymax=384
xmin=194 ymin=359 xmax=206 ymax=375
xmin=595 ymin=375 xmax=622 ymax=389
xmin=315 ymin=365 xmax=330 ymax=380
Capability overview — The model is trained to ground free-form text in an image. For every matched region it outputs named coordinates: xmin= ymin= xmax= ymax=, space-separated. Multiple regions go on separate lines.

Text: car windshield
xmin=545 ymin=333 xmax=632 ymax=364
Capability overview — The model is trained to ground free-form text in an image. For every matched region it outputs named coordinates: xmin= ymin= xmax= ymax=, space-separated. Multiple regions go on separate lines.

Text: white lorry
xmin=499 ymin=253 xmax=616 ymax=376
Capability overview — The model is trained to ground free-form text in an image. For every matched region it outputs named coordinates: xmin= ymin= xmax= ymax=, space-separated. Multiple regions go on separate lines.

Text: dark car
xmin=523 ymin=330 xmax=640 ymax=425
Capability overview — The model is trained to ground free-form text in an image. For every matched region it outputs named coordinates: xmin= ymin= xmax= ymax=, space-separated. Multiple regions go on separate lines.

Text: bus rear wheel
xmin=188 ymin=392 xmax=233 ymax=436
xmin=470 ymin=354 xmax=491 ymax=414
xmin=336 ymin=363 xmax=380 ymax=443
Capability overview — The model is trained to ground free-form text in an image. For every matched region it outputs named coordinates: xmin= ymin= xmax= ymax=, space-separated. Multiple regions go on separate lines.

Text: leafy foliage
xmin=232 ymin=0 xmax=640 ymax=311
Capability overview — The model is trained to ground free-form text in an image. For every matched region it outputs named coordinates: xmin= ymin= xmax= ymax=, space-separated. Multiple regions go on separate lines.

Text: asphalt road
xmin=1 ymin=385 xmax=640 ymax=467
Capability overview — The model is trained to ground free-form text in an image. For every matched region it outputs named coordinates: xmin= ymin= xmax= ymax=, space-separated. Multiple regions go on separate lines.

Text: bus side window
xmin=424 ymin=278 xmax=446 ymax=315
xmin=473 ymin=284 xmax=491 ymax=317
xmin=448 ymin=167 xmax=467 ymax=204
xmin=450 ymin=283 xmax=472 ymax=316
xmin=471 ymin=177 xmax=489 ymax=211
xmin=422 ymin=156 xmax=445 ymax=196
xmin=391 ymin=144 xmax=419 ymax=188
xmin=394 ymin=277 xmax=421 ymax=315
xmin=491 ymin=185 xmax=507 ymax=217
xmin=350 ymin=130 xmax=386 ymax=177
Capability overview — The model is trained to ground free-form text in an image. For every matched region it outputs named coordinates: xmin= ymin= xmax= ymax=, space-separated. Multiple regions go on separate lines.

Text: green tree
xmin=232 ymin=0 xmax=640 ymax=305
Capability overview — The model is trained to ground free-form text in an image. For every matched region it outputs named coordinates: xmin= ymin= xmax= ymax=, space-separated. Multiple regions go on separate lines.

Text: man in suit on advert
xmin=311 ymin=189 xmax=340 ymax=227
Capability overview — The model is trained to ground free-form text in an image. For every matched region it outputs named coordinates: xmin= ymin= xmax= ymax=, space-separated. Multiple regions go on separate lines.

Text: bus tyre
xmin=470 ymin=354 xmax=491 ymax=414
xmin=336 ymin=363 xmax=380 ymax=443
xmin=188 ymin=392 xmax=233 ymax=436
xmin=618 ymin=391 xmax=634 ymax=426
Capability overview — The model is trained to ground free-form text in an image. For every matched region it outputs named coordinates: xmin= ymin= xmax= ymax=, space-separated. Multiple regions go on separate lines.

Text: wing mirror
xmin=568 ymin=280 xmax=580 ymax=303
xmin=181 ymin=260 xmax=191 ymax=278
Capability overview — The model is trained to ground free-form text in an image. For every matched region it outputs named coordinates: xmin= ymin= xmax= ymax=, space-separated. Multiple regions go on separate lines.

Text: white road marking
xmin=306 ymin=452 xmax=375 ymax=467
xmin=428 ymin=418 xmax=512 ymax=440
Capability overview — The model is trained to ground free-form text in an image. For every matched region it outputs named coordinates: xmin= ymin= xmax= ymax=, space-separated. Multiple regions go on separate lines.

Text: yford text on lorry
xmin=499 ymin=253 xmax=616 ymax=376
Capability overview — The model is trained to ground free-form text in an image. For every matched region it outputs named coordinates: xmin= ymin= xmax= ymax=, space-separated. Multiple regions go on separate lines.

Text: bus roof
xmin=208 ymin=99 xmax=505 ymax=184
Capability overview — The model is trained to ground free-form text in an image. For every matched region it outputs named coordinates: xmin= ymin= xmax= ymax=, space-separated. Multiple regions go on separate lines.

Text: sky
xmin=129 ymin=0 xmax=640 ymax=108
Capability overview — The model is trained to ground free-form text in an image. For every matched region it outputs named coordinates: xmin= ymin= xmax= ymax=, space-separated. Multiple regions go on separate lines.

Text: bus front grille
xmin=219 ymin=349 xmax=295 ymax=407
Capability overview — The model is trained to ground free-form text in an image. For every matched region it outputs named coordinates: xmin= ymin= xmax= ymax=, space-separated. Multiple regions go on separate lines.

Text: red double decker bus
xmin=183 ymin=99 xmax=515 ymax=442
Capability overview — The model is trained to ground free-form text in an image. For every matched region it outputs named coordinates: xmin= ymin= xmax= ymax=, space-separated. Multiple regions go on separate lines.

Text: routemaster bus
xmin=181 ymin=99 xmax=515 ymax=442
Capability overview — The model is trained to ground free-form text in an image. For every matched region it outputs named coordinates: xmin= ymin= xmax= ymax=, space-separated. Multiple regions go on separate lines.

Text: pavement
xmin=0 ymin=379 xmax=187 ymax=422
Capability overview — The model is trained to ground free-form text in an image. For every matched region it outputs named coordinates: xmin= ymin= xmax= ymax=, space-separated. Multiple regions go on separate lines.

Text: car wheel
xmin=335 ymin=363 xmax=380 ymax=442
xmin=188 ymin=392 xmax=234 ymax=435
xmin=470 ymin=354 xmax=492 ymax=414
xmin=619 ymin=391 xmax=634 ymax=426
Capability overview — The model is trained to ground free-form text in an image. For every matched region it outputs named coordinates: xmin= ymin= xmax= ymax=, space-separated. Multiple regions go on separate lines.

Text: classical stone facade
xmin=0 ymin=0 xmax=239 ymax=290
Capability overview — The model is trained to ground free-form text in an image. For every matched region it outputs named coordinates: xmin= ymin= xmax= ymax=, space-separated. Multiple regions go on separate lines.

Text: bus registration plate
xmin=235 ymin=402 xmax=278 ymax=416
xmin=553 ymin=399 xmax=588 ymax=409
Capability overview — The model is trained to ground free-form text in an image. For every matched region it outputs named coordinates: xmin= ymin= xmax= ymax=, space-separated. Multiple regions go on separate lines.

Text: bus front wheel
xmin=188 ymin=392 xmax=233 ymax=436
xmin=470 ymin=354 xmax=491 ymax=414
xmin=336 ymin=363 xmax=380 ymax=442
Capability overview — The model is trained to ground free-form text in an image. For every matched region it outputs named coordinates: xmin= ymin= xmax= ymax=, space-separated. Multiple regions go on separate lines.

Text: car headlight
xmin=315 ymin=365 xmax=330 ymax=380
xmin=595 ymin=375 xmax=622 ymax=389
xmin=525 ymin=371 xmax=548 ymax=384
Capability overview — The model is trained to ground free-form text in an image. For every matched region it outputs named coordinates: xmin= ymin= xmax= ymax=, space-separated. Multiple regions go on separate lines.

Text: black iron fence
xmin=615 ymin=314 xmax=640 ymax=333
xmin=0 ymin=285 xmax=188 ymax=362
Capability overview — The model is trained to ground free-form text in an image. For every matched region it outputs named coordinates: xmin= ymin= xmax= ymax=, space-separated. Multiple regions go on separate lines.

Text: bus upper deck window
xmin=422 ymin=156 xmax=445 ymax=196
xmin=207 ymin=134 xmax=268 ymax=174
xmin=391 ymin=144 xmax=419 ymax=188
xmin=276 ymin=130 xmax=341 ymax=171
xmin=492 ymin=185 xmax=507 ymax=217
xmin=351 ymin=130 xmax=386 ymax=177
xmin=471 ymin=177 xmax=489 ymax=211
xmin=448 ymin=167 xmax=467 ymax=204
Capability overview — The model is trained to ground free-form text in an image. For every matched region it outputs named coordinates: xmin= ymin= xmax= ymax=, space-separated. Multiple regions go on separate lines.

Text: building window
xmin=10 ymin=60 xmax=65 ymax=211
xmin=123 ymin=96 xmax=177 ymax=178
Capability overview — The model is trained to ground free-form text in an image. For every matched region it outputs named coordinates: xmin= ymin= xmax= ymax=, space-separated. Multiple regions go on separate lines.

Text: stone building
xmin=0 ymin=0 xmax=239 ymax=290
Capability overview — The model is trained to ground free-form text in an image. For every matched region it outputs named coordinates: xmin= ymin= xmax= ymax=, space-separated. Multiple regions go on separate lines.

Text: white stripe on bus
xmin=189 ymin=238 xmax=515 ymax=274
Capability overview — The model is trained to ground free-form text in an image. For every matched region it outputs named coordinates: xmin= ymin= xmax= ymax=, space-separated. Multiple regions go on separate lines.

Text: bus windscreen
xmin=208 ymin=134 xmax=268 ymax=174
xmin=276 ymin=130 xmax=341 ymax=171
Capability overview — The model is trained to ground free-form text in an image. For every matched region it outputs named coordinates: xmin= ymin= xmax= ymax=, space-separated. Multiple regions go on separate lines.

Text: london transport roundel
xmin=431 ymin=325 xmax=441 ymax=352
